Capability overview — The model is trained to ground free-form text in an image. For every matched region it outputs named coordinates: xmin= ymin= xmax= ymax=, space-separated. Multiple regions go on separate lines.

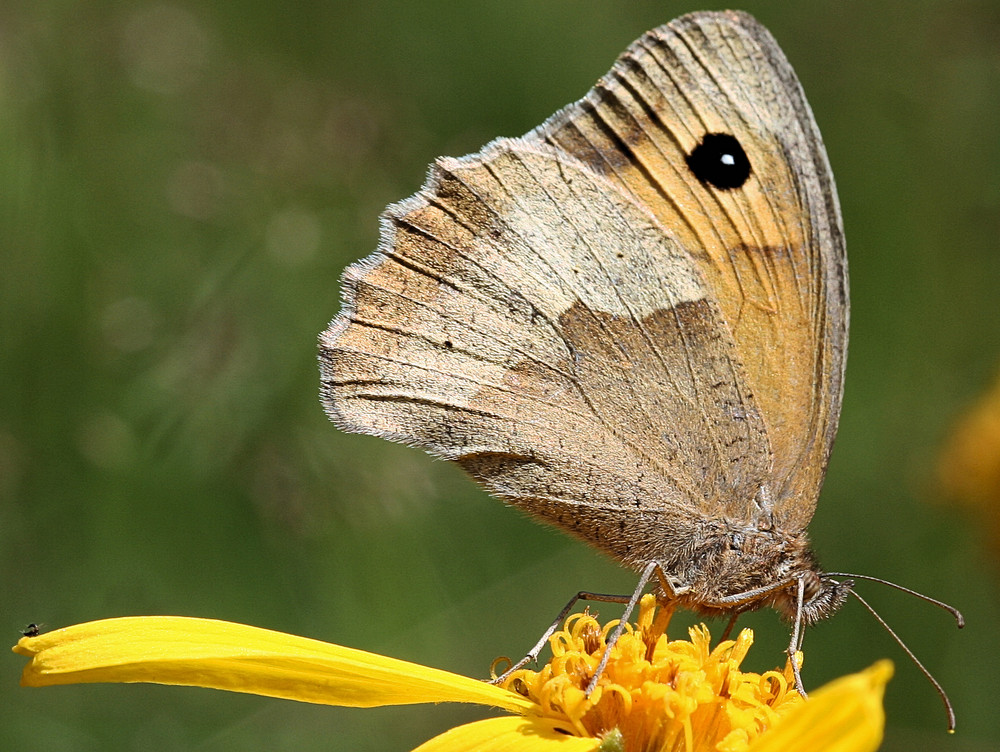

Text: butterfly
xmin=319 ymin=10 xmax=959 ymax=726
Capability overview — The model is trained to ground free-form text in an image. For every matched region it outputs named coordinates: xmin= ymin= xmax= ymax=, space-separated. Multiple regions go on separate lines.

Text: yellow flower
xmin=13 ymin=595 xmax=891 ymax=751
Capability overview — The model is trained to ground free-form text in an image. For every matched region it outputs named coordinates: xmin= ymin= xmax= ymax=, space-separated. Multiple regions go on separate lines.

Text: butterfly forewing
xmin=530 ymin=11 xmax=847 ymax=529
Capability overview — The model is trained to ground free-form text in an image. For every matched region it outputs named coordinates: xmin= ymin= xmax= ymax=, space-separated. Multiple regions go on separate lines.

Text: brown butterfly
xmin=319 ymin=10 xmax=960 ymax=726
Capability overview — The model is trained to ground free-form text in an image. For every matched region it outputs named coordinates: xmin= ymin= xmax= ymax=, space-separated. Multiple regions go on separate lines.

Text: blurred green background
xmin=2 ymin=1 xmax=998 ymax=749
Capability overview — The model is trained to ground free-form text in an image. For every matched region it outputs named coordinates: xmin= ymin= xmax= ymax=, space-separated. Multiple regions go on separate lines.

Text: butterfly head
xmin=739 ymin=530 xmax=852 ymax=625
xmin=777 ymin=570 xmax=854 ymax=626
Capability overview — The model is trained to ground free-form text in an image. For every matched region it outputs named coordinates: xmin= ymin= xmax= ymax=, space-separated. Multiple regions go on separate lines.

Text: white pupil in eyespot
xmin=721 ymin=153 xmax=735 ymax=166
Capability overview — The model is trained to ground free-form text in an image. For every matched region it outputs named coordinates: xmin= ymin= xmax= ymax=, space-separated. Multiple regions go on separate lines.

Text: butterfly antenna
xmin=846 ymin=587 xmax=957 ymax=732
xmin=827 ymin=572 xmax=964 ymax=627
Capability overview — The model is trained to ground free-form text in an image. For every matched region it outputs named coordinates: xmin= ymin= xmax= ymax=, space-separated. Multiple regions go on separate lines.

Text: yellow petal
xmin=13 ymin=616 xmax=534 ymax=714
xmin=747 ymin=661 xmax=892 ymax=752
xmin=411 ymin=715 xmax=601 ymax=752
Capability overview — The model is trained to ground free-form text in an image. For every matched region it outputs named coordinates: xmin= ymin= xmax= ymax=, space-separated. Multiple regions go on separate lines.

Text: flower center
xmin=495 ymin=595 xmax=803 ymax=752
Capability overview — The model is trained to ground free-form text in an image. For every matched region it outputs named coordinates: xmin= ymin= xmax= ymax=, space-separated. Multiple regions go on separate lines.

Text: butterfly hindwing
xmin=321 ymin=142 xmax=775 ymax=564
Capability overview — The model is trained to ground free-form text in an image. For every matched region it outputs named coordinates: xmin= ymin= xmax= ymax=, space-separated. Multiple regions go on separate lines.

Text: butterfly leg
xmin=788 ymin=575 xmax=808 ymax=697
xmin=490 ymin=588 xmax=634 ymax=685
xmin=718 ymin=612 xmax=741 ymax=642
xmin=491 ymin=561 xmax=671 ymax=689
xmin=584 ymin=560 xmax=663 ymax=694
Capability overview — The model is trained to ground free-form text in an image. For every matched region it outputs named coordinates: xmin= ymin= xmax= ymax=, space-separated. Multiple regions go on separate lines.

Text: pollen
xmin=496 ymin=595 xmax=804 ymax=752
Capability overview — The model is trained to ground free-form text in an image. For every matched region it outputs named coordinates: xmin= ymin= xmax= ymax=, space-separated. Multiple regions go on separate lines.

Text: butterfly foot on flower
xmin=660 ymin=573 xmax=692 ymax=598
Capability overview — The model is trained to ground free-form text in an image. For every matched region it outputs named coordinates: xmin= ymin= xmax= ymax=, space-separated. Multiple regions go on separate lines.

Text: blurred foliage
xmin=2 ymin=1 xmax=998 ymax=750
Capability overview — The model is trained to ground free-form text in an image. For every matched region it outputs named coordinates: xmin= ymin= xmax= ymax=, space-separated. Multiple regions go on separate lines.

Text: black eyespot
xmin=685 ymin=133 xmax=751 ymax=190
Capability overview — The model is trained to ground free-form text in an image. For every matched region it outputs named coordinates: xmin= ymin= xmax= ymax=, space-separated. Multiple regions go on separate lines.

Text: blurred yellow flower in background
xmin=938 ymin=368 xmax=1000 ymax=555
